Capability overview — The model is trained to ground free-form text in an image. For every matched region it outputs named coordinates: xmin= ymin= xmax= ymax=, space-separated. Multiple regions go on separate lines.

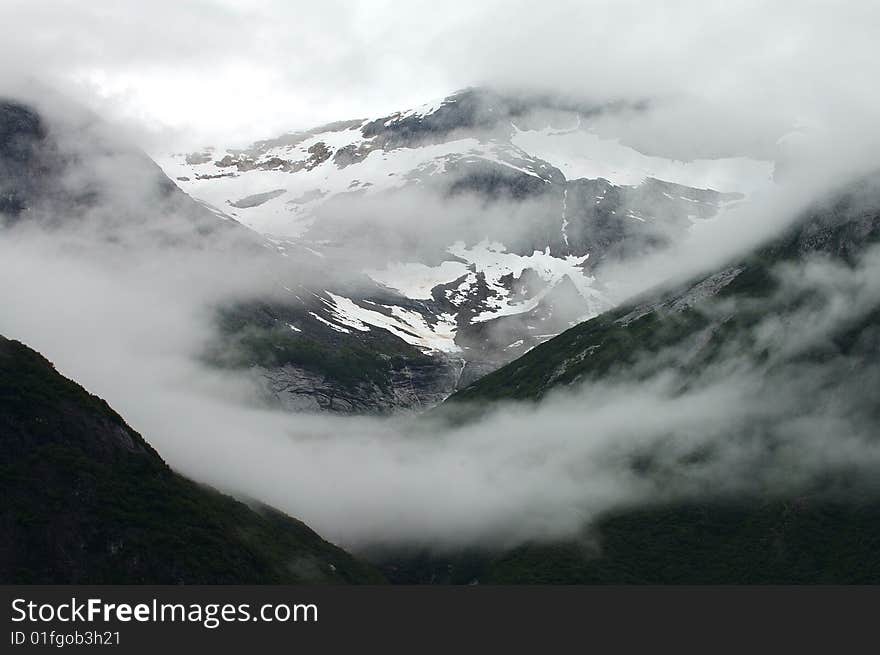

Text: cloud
xmin=2 ymin=3 xmax=880 ymax=559
xmin=2 ymin=0 xmax=879 ymax=158
xmin=3 ymin=177 xmax=880 ymax=553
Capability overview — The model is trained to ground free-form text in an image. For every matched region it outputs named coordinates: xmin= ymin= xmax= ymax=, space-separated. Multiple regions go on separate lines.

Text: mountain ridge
xmin=0 ymin=334 xmax=384 ymax=584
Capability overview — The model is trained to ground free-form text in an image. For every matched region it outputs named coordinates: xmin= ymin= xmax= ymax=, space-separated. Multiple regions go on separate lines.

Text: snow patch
xmin=309 ymin=311 xmax=351 ymax=334
xmin=324 ymin=292 xmax=460 ymax=353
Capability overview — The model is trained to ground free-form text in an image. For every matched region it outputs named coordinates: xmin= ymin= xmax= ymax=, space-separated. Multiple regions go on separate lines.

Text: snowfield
xmin=511 ymin=125 xmax=774 ymax=193
xmin=160 ymin=134 xmax=550 ymax=238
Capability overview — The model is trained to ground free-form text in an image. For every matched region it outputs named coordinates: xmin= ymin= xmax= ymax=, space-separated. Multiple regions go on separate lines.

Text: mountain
xmin=161 ymin=87 xmax=773 ymax=395
xmin=0 ymin=89 xmax=785 ymax=418
xmin=0 ymin=334 xmax=383 ymax=583
xmin=403 ymin=171 xmax=880 ymax=583
xmin=4 ymin=86 xmax=879 ymax=584
xmin=0 ymin=95 xmax=460 ymax=414
xmin=450 ymin=172 xmax=880 ymax=403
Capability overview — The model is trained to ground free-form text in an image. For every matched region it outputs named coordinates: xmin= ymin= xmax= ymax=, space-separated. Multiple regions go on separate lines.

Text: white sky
xmin=1 ymin=0 xmax=878 ymax=157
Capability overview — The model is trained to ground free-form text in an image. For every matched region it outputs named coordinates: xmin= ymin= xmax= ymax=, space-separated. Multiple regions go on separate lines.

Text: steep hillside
xmin=0 ymin=335 xmax=383 ymax=584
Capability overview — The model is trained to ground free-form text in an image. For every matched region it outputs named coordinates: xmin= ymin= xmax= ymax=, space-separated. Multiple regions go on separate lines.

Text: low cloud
xmin=3 ymin=187 xmax=880 ymax=553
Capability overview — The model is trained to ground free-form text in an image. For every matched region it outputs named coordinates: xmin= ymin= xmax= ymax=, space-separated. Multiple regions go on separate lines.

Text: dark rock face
xmin=361 ymin=88 xmax=502 ymax=148
xmin=208 ymin=294 xmax=465 ymax=415
xmin=255 ymin=355 xmax=464 ymax=414
xmin=229 ymin=188 xmax=287 ymax=208
xmin=185 ymin=150 xmax=213 ymax=165
xmin=445 ymin=159 xmax=556 ymax=202
xmin=0 ymin=335 xmax=384 ymax=584
xmin=0 ymin=101 xmax=55 ymax=222
xmin=0 ymin=102 xmax=45 ymax=155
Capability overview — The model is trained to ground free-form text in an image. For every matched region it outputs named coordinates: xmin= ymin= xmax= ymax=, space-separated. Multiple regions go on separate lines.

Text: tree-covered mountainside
xmin=377 ymin=499 xmax=880 ymax=584
xmin=0 ymin=335 xmax=384 ymax=584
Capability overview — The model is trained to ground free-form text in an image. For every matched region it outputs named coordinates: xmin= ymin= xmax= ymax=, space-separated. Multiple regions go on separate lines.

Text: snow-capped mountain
xmin=160 ymin=88 xmax=774 ymax=389
xmin=1 ymin=88 xmax=777 ymax=417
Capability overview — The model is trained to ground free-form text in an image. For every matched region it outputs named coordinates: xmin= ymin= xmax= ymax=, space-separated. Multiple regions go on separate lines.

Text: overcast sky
xmin=2 ymin=1 xmax=878 ymax=155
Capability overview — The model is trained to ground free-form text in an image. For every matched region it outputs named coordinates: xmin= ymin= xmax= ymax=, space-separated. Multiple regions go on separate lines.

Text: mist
xmin=3 ymin=2 xmax=880 ymax=557
xmin=2 ymin=167 xmax=880 ymax=553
